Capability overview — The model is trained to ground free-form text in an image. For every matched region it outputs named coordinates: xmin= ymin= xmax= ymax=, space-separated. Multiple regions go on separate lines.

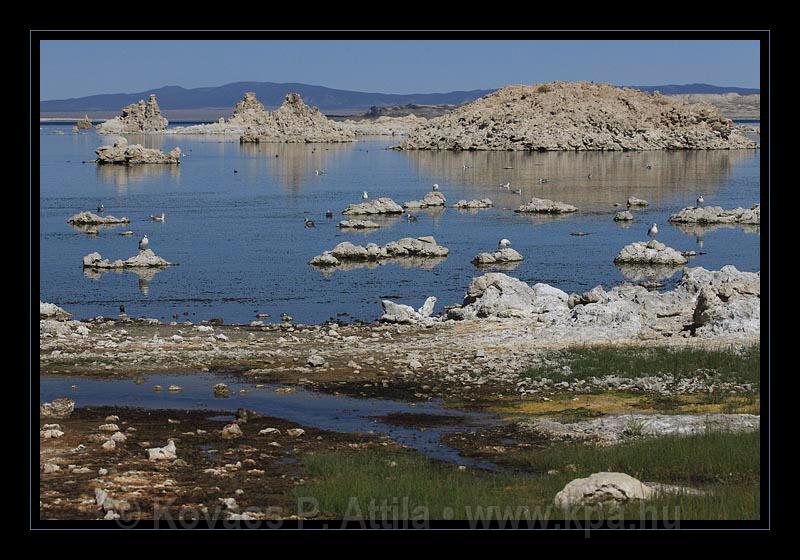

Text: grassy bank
xmin=524 ymin=344 xmax=760 ymax=386
xmin=296 ymin=430 xmax=760 ymax=521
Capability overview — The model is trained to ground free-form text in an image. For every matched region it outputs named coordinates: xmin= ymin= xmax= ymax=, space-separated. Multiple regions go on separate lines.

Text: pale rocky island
xmin=399 ymin=81 xmax=758 ymax=151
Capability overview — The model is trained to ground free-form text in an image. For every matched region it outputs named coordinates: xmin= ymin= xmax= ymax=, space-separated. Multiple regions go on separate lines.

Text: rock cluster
xmin=96 ymin=94 xmax=168 ymax=134
xmin=614 ymin=240 xmax=688 ymax=266
xmin=399 ymin=81 xmax=758 ymax=151
xmin=472 ymin=247 xmax=524 ymax=266
xmin=167 ymin=92 xmax=271 ymax=135
xmin=403 ymin=191 xmax=446 ymax=209
xmin=75 ymin=115 xmax=93 ymax=130
xmin=515 ymin=197 xmax=577 ymax=214
xmin=67 ymin=211 xmax=130 ymax=226
xmin=339 ymin=114 xmax=428 ymax=136
xmin=40 ymin=397 xmax=75 ymax=418
xmin=447 ymin=273 xmax=569 ymax=320
xmin=310 ymin=237 xmax=449 ymax=267
xmin=342 ymin=197 xmax=404 ymax=215
xmin=83 ymin=249 xmax=172 ymax=269
xmin=452 ymin=199 xmax=493 ymax=209
xmin=380 ymin=297 xmax=437 ymax=324
xmin=40 ymin=301 xmax=72 ymax=320
xmin=668 ymin=204 xmax=760 ymax=225
xmin=95 ymin=137 xmax=181 ymax=165
xmin=239 ymin=93 xmax=355 ymax=144
xmin=614 ymin=210 xmax=634 ymax=222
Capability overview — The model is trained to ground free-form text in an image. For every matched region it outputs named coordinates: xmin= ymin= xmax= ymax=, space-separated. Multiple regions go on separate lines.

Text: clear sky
xmin=39 ymin=39 xmax=760 ymax=100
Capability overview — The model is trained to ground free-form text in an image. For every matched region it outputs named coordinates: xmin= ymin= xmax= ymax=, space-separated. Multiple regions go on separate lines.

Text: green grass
xmin=524 ymin=344 xmax=760 ymax=387
xmin=295 ymin=431 xmax=760 ymax=521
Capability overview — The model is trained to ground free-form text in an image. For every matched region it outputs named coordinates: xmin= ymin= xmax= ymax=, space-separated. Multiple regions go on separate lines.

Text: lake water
xmin=39 ymin=125 xmax=761 ymax=324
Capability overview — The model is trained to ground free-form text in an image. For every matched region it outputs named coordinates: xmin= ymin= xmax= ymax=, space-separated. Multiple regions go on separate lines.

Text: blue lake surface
xmin=39 ymin=125 xmax=761 ymax=324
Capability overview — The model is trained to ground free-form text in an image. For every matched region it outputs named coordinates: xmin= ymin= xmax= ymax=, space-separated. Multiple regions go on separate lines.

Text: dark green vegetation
xmin=524 ymin=345 xmax=760 ymax=387
xmin=296 ymin=431 xmax=760 ymax=522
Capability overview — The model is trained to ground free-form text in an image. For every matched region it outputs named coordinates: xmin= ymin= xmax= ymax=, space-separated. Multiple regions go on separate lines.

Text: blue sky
xmin=40 ymin=40 xmax=760 ymax=100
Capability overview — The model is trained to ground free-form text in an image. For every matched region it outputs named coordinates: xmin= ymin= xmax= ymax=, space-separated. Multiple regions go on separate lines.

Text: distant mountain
xmin=40 ymin=81 xmax=495 ymax=114
xmin=40 ymin=81 xmax=759 ymax=116
xmin=629 ymin=83 xmax=760 ymax=96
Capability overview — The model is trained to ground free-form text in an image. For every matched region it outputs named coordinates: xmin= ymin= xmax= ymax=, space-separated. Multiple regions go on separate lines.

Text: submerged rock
xmin=399 ymin=81 xmax=757 ymax=151
xmin=451 ymin=198 xmax=493 ymax=209
xmin=310 ymin=237 xmax=448 ymax=267
xmin=472 ymin=247 xmax=524 ymax=265
xmin=626 ymin=196 xmax=649 ymax=207
xmin=82 ymin=249 xmax=172 ymax=269
xmin=96 ymin=94 xmax=168 ymax=134
xmin=614 ymin=240 xmax=688 ymax=266
xmin=515 ymin=197 xmax=577 ymax=214
xmin=95 ymin=136 xmax=181 ymax=165
xmin=342 ymin=197 xmax=404 ymax=215
xmin=67 ymin=211 xmax=130 ymax=226
xmin=668 ymin=204 xmax=760 ymax=225
xmin=403 ymin=191 xmax=446 ymax=209
xmin=337 ymin=219 xmax=381 ymax=229
xmin=554 ymin=472 xmax=653 ymax=509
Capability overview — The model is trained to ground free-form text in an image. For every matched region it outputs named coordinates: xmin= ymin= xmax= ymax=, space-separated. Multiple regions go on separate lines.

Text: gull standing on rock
xmin=499 ymin=238 xmax=511 ymax=248
xmin=647 ymin=223 xmax=659 ymax=237
xmin=150 ymin=213 xmax=165 ymax=222
xmin=139 ymin=234 xmax=149 ymax=251
xmin=697 ymin=195 xmax=705 ymax=206
xmin=362 ymin=191 xmax=369 ymax=200
xmin=97 ymin=203 xmax=105 ymax=213
xmin=432 ymin=183 xmax=439 ymax=191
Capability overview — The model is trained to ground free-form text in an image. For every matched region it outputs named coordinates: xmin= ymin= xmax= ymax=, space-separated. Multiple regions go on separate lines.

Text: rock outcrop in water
xmin=40 ymin=302 xmax=72 ymax=321
xmin=614 ymin=240 xmax=688 ymax=266
xmin=472 ymin=247 xmax=525 ymax=266
xmin=310 ymin=237 xmax=449 ymax=267
xmin=95 ymin=137 xmax=181 ymax=165
xmin=614 ymin=210 xmax=634 ymax=222
xmin=239 ymin=93 xmax=355 ymax=144
xmin=96 ymin=94 xmax=168 ymax=134
xmin=342 ymin=197 xmax=404 ymax=215
xmin=668 ymin=204 xmax=760 ymax=225
xmin=83 ymin=249 xmax=172 ymax=269
xmin=337 ymin=219 xmax=381 ymax=229
xmin=67 ymin=211 xmax=130 ymax=226
xmin=399 ymin=82 xmax=758 ymax=151
xmin=168 ymin=92 xmax=271 ymax=135
xmin=75 ymin=115 xmax=93 ymax=130
xmin=515 ymin=197 xmax=578 ymax=214
xmin=452 ymin=199 xmax=493 ymax=209
xmin=403 ymin=191 xmax=446 ymax=209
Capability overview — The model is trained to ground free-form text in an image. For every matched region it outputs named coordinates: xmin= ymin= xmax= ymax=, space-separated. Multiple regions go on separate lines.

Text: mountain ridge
xmin=40 ymin=81 xmax=760 ymax=114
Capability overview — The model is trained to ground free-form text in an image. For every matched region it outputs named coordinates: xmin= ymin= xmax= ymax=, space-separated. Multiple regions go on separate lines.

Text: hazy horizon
xmin=39 ymin=40 xmax=760 ymax=101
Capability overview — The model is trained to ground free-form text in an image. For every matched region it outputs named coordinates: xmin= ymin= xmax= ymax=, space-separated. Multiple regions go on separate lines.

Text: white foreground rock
xmin=554 ymin=472 xmax=653 ymax=509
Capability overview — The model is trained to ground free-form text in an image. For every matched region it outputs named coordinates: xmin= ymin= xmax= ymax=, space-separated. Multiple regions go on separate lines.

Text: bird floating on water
xmin=646 ymin=164 xmax=653 ymax=170
xmin=501 ymin=182 xmax=510 ymax=190
xmin=498 ymin=238 xmax=511 ymax=248
xmin=150 ymin=213 xmax=165 ymax=222
xmin=97 ymin=203 xmax=105 ymax=213
xmin=538 ymin=178 xmax=549 ymax=184
xmin=697 ymin=195 xmax=705 ymax=206
xmin=587 ymin=174 xmax=593 ymax=180
xmin=315 ymin=169 xmax=325 ymax=176
xmin=362 ymin=191 xmax=369 ymax=200
xmin=512 ymin=188 xmax=522 ymax=195
xmin=406 ymin=213 xmax=418 ymax=222
xmin=233 ymin=169 xmax=238 ymax=174
xmin=647 ymin=223 xmax=659 ymax=237
xmin=304 ymin=217 xmax=316 ymax=228
xmin=139 ymin=234 xmax=149 ymax=251
xmin=325 ymin=210 xmax=333 ymax=219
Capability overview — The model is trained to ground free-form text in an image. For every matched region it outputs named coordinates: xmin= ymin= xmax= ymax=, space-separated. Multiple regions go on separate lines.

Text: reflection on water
xmin=614 ymin=263 xmax=685 ymax=283
xmin=311 ymin=256 xmax=448 ymax=277
xmin=83 ymin=267 xmax=163 ymax=295
xmin=672 ymin=222 xmax=760 ymax=238
xmin=407 ymin=149 xmax=758 ymax=211
xmin=240 ymin=142 xmax=356 ymax=191
xmin=96 ymin=163 xmax=181 ymax=190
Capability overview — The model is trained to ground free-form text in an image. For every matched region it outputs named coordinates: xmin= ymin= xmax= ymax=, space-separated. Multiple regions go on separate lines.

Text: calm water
xmin=40 ymin=125 xmax=761 ymax=324
xmin=40 ymin=373 xmax=497 ymax=468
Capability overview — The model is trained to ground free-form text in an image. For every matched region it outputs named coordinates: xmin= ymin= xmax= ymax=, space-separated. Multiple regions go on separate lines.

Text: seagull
xmin=304 ymin=217 xmax=316 ymax=228
xmin=697 ymin=195 xmax=705 ymax=206
xmin=315 ymin=169 xmax=325 ymax=176
xmin=234 ymin=169 xmax=238 ymax=174
xmin=362 ymin=191 xmax=369 ymax=200
xmin=139 ymin=234 xmax=149 ymax=251
xmin=646 ymin=164 xmax=653 ymax=170
xmin=432 ymin=184 xmax=439 ymax=191
xmin=512 ymin=188 xmax=522 ymax=195
xmin=587 ymin=174 xmax=592 ymax=180
xmin=119 ymin=304 xmax=125 ymax=314
xmin=150 ymin=213 xmax=165 ymax=222
xmin=325 ymin=210 xmax=333 ymax=219
xmin=501 ymin=182 xmax=510 ymax=190
xmin=97 ymin=203 xmax=105 ymax=213
xmin=406 ymin=213 xmax=418 ymax=222
xmin=498 ymin=238 xmax=511 ymax=248
xmin=462 ymin=164 xmax=472 ymax=170
xmin=538 ymin=178 xmax=549 ymax=184
xmin=647 ymin=223 xmax=658 ymax=237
